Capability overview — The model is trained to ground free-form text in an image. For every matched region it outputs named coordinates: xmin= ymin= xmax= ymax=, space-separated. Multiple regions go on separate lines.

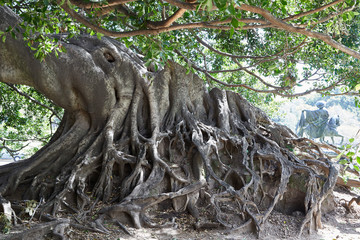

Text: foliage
xmin=337 ymin=137 xmax=360 ymax=175
xmin=0 ymin=83 xmax=63 ymax=158
xmin=0 ymin=0 xmax=359 ymax=95
xmin=0 ymin=213 xmax=11 ymax=234
xmin=24 ymin=200 xmax=38 ymax=217
xmin=0 ymin=5 xmax=345 ymax=236
xmin=1 ymin=0 xmax=360 ymax=153
xmin=305 ymin=91 xmax=358 ymax=111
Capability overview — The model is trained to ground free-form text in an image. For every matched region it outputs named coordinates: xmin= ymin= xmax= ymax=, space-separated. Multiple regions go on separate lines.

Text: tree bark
xmin=0 ymin=5 xmax=337 ymax=237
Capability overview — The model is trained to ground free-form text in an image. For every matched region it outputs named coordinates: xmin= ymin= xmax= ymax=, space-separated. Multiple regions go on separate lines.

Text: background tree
xmin=0 ymin=84 xmax=62 ymax=159
xmin=0 ymin=0 xmax=359 ymax=238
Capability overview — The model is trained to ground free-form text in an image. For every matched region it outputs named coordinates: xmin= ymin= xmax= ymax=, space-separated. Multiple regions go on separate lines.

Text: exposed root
xmin=0 ymin=219 xmax=70 ymax=240
xmin=0 ymin=48 xmax=338 ymax=238
xmin=115 ymin=220 xmax=132 ymax=235
xmin=98 ymin=180 xmax=205 ymax=228
xmin=339 ymin=196 xmax=360 ymax=213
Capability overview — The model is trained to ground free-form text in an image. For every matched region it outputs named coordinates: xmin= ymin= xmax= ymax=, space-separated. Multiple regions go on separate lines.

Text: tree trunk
xmin=0 ymin=5 xmax=337 ymax=237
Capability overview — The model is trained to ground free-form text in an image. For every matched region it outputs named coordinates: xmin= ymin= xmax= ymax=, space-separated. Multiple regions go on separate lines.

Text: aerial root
xmin=0 ymin=99 xmax=339 ymax=238
xmin=299 ymin=159 xmax=338 ymax=236
xmin=98 ymin=181 xmax=205 ymax=229
xmin=191 ymin=120 xmax=337 ymax=235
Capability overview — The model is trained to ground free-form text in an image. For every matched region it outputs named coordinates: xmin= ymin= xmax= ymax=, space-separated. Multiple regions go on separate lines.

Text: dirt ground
xmin=1 ymin=186 xmax=359 ymax=240
xmin=58 ymin=186 xmax=360 ymax=240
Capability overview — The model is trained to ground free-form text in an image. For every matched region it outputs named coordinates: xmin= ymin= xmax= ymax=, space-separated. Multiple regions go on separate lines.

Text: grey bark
xmin=0 ymin=5 xmax=337 ymax=237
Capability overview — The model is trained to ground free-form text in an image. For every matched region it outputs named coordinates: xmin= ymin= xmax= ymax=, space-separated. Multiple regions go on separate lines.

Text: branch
xmin=298 ymin=3 xmax=356 ymax=28
xmin=70 ymin=0 xmax=136 ymax=9
xmin=5 ymin=83 xmax=61 ymax=119
xmin=326 ymin=90 xmax=360 ymax=96
xmin=63 ymin=0 xmax=359 ymax=62
xmin=164 ymin=0 xmax=197 ymax=11
xmin=0 ymin=137 xmax=29 ymax=158
xmin=298 ymin=69 xmax=323 ymax=83
xmin=193 ymin=33 xmax=309 ymax=90
xmin=193 ymin=30 xmax=309 ymax=73
xmin=175 ymin=49 xmax=293 ymax=94
xmin=232 ymin=59 xmax=284 ymax=90
xmin=89 ymin=6 xmax=118 ymax=16
xmin=239 ymin=4 xmax=360 ymax=60
xmin=276 ymin=79 xmax=345 ymax=97
xmin=174 ymin=49 xmax=277 ymax=93
xmin=147 ymin=8 xmax=187 ymax=29
xmin=0 ymin=136 xmax=50 ymax=142
xmin=58 ymin=0 xmax=272 ymax=37
xmin=165 ymin=0 xmax=346 ymax=22
xmin=283 ymin=0 xmax=345 ymax=22
xmin=175 ymin=45 xmax=348 ymax=98
xmin=193 ymin=33 xmax=278 ymax=60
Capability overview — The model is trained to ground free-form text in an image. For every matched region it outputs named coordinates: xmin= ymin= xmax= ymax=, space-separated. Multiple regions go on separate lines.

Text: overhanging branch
xmin=239 ymin=4 xmax=360 ymax=60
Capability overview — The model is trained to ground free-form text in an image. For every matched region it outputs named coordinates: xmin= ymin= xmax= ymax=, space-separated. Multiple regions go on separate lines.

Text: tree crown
xmin=1 ymin=0 xmax=360 ymax=154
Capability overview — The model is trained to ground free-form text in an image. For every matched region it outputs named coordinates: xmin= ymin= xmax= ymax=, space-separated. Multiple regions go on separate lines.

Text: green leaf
xmin=96 ymin=32 xmax=104 ymax=40
xmin=339 ymin=159 xmax=348 ymax=165
xmin=347 ymin=151 xmax=355 ymax=157
xmin=10 ymin=31 xmax=16 ymax=39
xmin=231 ymin=18 xmax=239 ymax=28
xmin=183 ymin=11 xmax=190 ymax=18
xmin=268 ymin=63 xmax=277 ymax=70
xmin=356 ymin=156 xmax=360 ymax=165
xmin=229 ymin=27 xmax=235 ymax=38
xmin=205 ymin=0 xmax=213 ymax=11
xmin=354 ymin=165 xmax=360 ymax=172
xmin=355 ymin=84 xmax=360 ymax=91
xmin=228 ymin=4 xmax=236 ymax=15
xmin=214 ymin=0 xmax=227 ymax=10
xmin=1 ymin=35 xmax=6 ymax=43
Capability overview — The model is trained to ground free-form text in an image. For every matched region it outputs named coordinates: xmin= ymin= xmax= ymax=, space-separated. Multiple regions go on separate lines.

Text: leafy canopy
xmin=1 ymin=0 xmax=360 ymax=155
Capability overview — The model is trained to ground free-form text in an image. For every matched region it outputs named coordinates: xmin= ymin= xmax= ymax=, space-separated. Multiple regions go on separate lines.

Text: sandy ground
xmin=60 ymin=187 xmax=360 ymax=240
xmin=0 ymin=187 xmax=359 ymax=240
xmin=1 ymin=162 xmax=360 ymax=240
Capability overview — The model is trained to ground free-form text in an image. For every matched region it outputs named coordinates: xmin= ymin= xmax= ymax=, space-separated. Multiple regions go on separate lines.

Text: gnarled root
xmin=0 ymin=61 xmax=338 ymax=238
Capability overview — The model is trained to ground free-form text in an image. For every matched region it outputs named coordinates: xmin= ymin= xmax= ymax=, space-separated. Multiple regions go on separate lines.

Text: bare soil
xmin=61 ymin=187 xmax=360 ymax=240
xmin=1 ymin=186 xmax=359 ymax=240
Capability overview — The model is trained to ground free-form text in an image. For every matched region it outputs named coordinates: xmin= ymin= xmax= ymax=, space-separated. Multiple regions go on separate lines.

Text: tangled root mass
xmin=0 ymin=6 xmax=338 ymax=238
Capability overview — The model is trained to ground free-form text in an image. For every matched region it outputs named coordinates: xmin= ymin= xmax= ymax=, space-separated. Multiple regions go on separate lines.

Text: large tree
xmin=0 ymin=0 xmax=358 ymax=238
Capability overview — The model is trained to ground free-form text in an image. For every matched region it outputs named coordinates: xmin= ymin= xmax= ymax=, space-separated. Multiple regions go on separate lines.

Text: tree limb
xmin=239 ymin=4 xmax=360 ymax=60
xmin=283 ymin=0 xmax=346 ymax=22
xmin=70 ymin=0 xmax=136 ymax=9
